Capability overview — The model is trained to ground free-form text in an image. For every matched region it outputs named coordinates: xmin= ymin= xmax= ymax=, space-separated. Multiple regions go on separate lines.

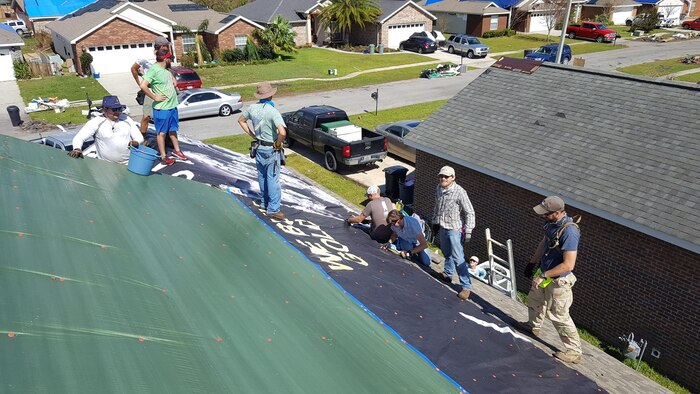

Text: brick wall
xmin=291 ymin=23 xmax=308 ymax=47
xmin=379 ymin=5 xmax=434 ymax=47
xmin=412 ymin=150 xmax=700 ymax=392
xmin=580 ymin=7 xmax=601 ymax=21
xmin=217 ymin=20 xmax=257 ymax=51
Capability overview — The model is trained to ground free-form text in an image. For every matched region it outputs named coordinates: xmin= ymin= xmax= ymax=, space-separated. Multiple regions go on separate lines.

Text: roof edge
xmin=381 ymin=1 xmax=437 ymax=23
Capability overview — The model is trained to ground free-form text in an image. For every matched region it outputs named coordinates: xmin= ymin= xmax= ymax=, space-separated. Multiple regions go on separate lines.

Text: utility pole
xmin=556 ymin=0 xmax=574 ymax=64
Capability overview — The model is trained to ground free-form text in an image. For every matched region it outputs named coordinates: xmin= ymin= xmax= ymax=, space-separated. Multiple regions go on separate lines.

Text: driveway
xmin=97 ymin=72 xmax=143 ymax=117
xmin=0 ymin=79 xmax=41 ymax=141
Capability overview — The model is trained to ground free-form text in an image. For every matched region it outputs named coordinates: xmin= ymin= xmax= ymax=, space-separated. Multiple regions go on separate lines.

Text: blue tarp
xmin=24 ymin=0 xmax=96 ymax=18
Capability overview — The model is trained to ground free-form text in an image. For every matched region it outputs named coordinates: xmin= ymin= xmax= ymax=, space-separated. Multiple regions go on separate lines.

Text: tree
xmin=319 ymin=0 xmax=381 ymax=45
xmin=539 ymin=0 xmax=568 ymax=41
xmin=174 ymin=19 xmax=209 ymax=65
xmin=253 ymin=15 xmax=297 ymax=54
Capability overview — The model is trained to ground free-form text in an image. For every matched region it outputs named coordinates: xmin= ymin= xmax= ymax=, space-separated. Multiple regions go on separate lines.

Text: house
xmin=416 ymin=0 xmax=510 ymax=37
xmin=510 ymin=0 xmax=588 ymax=32
xmin=580 ymin=0 xmax=641 ymax=25
xmin=230 ymin=0 xmax=436 ymax=49
xmin=10 ymin=0 xmax=96 ymax=33
xmin=46 ymin=0 xmax=263 ymax=76
xmin=404 ymin=58 xmax=700 ymax=392
xmin=635 ymin=0 xmax=686 ymax=23
xmin=0 ymin=23 xmax=23 ymax=81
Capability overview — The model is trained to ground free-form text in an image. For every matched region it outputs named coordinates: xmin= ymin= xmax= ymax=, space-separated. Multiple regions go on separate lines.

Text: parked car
xmin=375 ymin=120 xmax=421 ymax=163
xmin=566 ymin=22 xmax=619 ymax=43
xmin=524 ymin=44 xmax=572 ymax=64
xmin=682 ymin=18 xmax=700 ymax=30
xmin=2 ymin=19 xmax=26 ymax=35
xmin=170 ymin=66 xmax=202 ymax=91
xmin=625 ymin=14 xmax=676 ymax=27
xmin=398 ymin=36 xmax=437 ymax=54
xmin=409 ymin=31 xmax=446 ymax=47
xmin=282 ymin=106 xmax=387 ymax=171
xmin=177 ymin=88 xmax=243 ymax=120
xmin=445 ymin=34 xmax=489 ymax=58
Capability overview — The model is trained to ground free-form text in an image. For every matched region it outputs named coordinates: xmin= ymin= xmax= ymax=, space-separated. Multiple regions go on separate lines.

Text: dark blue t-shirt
xmin=540 ymin=215 xmax=579 ymax=275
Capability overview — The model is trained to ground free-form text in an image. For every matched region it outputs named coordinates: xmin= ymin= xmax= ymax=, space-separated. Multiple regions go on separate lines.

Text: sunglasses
xmin=438 ymin=175 xmax=452 ymax=179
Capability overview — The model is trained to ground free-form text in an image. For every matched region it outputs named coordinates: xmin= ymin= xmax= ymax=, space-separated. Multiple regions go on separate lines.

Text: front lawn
xmin=25 ymin=106 xmax=90 ymax=125
xmin=349 ymin=99 xmax=448 ymax=131
xmin=481 ymin=34 xmax=575 ymax=54
xmin=675 ymin=72 xmax=700 ymax=83
xmin=617 ymin=55 xmax=700 ymax=77
xmin=198 ymin=47 xmax=434 ymax=88
xmin=17 ymin=75 xmax=109 ymax=124
xmin=603 ymin=24 xmax=677 ymax=38
xmin=510 ymin=42 xmax=628 ymax=58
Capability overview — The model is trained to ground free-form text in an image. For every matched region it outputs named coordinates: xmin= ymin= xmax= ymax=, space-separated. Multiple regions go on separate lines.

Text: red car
xmin=682 ymin=18 xmax=700 ymax=30
xmin=566 ymin=22 xmax=619 ymax=43
xmin=170 ymin=66 xmax=202 ymax=91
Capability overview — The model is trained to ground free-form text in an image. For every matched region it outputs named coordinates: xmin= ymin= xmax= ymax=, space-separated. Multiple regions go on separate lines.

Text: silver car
xmin=375 ymin=120 xmax=421 ymax=163
xmin=445 ymin=34 xmax=489 ymax=58
xmin=177 ymin=88 xmax=243 ymax=120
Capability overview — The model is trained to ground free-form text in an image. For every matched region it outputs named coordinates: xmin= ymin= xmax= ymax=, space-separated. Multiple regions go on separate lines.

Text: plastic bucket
xmin=127 ymin=145 xmax=160 ymax=175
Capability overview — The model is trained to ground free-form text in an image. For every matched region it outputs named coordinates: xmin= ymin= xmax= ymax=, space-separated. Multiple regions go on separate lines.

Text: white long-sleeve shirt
xmin=72 ymin=115 xmax=144 ymax=164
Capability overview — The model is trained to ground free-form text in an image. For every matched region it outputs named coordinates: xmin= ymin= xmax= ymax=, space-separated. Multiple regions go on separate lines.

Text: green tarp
xmin=0 ymin=136 xmax=457 ymax=393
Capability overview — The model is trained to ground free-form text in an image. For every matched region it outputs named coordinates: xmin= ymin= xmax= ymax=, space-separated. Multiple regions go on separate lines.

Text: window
xmin=182 ymin=34 xmax=196 ymax=53
xmin=490 ymin=15 xmax=499 ymax=31
xmin=235 ymin=35 xmax=247 ymax=50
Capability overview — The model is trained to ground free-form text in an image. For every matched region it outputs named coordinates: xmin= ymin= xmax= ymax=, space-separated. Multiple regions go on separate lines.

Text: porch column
xmin=307 ymin=16 xmax=312 ymax=44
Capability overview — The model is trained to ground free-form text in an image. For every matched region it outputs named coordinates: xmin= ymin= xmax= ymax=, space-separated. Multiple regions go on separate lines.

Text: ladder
xmin=484 ymin=228 xmax=517 ymax=300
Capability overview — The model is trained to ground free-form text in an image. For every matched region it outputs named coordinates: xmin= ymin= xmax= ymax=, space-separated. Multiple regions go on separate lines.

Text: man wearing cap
xmin=140 ymin=46 xmax=187 ymax=166
xmin=468 ymin=256 xmax=487 ymax=280
xmin=69 ymin=96 xmax=143 ymax=164
xmin=347 ymin=185 xmax=394 ymax=243
xmin=131 ymin=36 xmax=170 ymax=135
xmin=238 ymin=82 xmax=287 ymax=220
xmin=516 ymin=196 xmax=583 ymax=364
xmin=385 ymin=209 xmax=430 ymax=266
xmin=431 ymin=165 xmax=476 ymax=300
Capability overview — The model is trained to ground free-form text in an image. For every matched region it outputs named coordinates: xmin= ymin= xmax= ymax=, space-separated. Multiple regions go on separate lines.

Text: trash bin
xmin=378 ymin=44 xmax=384 ymax=54
xmin=524 ymin=49 xmax=533 ymax=56
xmin=384 ymin=165 xmax=408 ymax=200
xmin=399 ymin=178 xmax=415 ymax=205
xmin=369 ymin=44 xmax=375 ymax=54
xmin=7 ymin=105 xmax=22 ymax=127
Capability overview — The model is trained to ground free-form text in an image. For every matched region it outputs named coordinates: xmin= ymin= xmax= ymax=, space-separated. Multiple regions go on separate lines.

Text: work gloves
xmin=68 ymin=149 xmax=83 ymax=158
xmin=460 ymin=226 xmax=471 ymax=243
xmin=273 ymin=140 xmax=284 ymax=150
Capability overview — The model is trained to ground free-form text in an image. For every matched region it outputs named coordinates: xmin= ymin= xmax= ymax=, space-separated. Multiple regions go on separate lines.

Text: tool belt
xmin=259 ymin=140 xmax=274 ymax=146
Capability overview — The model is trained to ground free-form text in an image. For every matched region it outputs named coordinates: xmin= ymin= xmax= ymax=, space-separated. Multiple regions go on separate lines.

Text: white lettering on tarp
xmin=272 ymin=217 xmax=368 ymax=270
xmin=171 ymin=170 xmax=195 ymax=180
xmin=458 ymin=312 xmax=532 ymax=343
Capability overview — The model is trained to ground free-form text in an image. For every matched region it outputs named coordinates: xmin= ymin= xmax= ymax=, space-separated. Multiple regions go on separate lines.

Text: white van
xmin=3 ymin=19 xmax=27 ymax=35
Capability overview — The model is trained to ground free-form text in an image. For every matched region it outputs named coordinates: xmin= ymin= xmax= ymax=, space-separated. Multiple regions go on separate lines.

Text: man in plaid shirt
xmin=431 ymin=166 xmax=476 ymax=300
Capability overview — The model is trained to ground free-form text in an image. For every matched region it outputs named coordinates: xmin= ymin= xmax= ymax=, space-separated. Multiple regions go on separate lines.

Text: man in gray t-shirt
xmin=347 ymin=185 xmax=395 ymax=243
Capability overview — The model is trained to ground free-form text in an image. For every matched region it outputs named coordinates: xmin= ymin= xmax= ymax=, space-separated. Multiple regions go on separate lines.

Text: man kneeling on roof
xmin=346 ymin=185 xmax=395 ymax=243
xmin=69 ymin=96 xmax=143 ymax=163
xmin=385 ymin=209 xmax=431 ymax=267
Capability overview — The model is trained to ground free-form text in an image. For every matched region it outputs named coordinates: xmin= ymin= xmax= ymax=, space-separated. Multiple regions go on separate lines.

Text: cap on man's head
xmin=366 ymin=185 xmax=380 ymax=195
xmin=533 ymin=196 xmax=565 ymax=215
xmin=254 ymin=82 xmax=277 ymax=99
xmin=154 ymin=36 xmax=169 ymax=47
xmin=102 ymin=95 xmax=125 ymax=111
xmin=438 ymin=166 xmax=455 ymax=177
xmin=469 ymin=256 xmax=479 ymax=263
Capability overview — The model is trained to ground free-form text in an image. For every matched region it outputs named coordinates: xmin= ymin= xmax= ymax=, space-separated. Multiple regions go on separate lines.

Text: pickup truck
xmin=566 ymin=22 xmax=619 ymax=43
xmin=282 ymin=105 xmax=387 ymax=172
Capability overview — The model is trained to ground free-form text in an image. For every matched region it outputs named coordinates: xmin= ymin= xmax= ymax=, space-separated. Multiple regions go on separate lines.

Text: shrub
xmin=13 ymin=60 xmax=33 ymax=80
xmin=180 ymin=52 xmax=196 ymax=68
xmin=221 ymin=48 xmax=245 ymax=62
xmin=257 ymin=44 xmax=275 ymax=60
xmin=197 ymin=36 xmax=212 ymax=63
xmin=632 ymin=12 xmax=661 ymax=32
xmin=244 ymin=38 xmax=259 ymax=61
xmin=79 ymin=52 xmax=93 ymax=75
xmin=482 ymin=28 xmax=516 ymax=38
xmin=594 ymin=14 xmax=611 ymax=24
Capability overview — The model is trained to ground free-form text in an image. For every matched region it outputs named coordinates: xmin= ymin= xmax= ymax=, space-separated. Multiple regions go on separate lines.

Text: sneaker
xmin=172 ymin=150 xmax=188 ymax=160
xmin=457 ymin=289 xmax=470 ymax=300
xmin=514 ymin=321 xmax=541 ymax=337
xmin=162 ymin=157 xmax=175 ymax=166
xmin=554 ymin=350 xmax=582 ymax=364
xmin=267 ymin=211 xmax=285 ymax=220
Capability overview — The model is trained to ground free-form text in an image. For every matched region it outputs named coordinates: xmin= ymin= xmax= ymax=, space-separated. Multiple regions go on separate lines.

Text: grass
xmin=17 ymin=75 xmax=109 ymax=124
xmin=21 ymin=37 xmax=37 ymax=53
xmin=481 ymin=34 xmax=576 ymax=54
xmin=197 ymin=47 xmax=434 ymax=87
xmin=349 ymin=99 xmax=448 ymax=131
xmin=510 ymin=42 xmax=627 ymax=59
xmin=222 ymin=63 xmax=442 ymax=101
xmin=617 ymin=55 xmax=700 ymax=77
xmin=675 ymin=72 xmax=700 ymax=83
xmin=26 ymin=106 xmax=90 ymax=125
xmin=604 ymin=24 xmax=677 ymax=38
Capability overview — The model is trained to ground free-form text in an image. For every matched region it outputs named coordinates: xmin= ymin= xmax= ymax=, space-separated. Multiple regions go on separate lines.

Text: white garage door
xmin=387 ymin=23 xmax=425 ymax=49
xmin=529 ymin=13 xmax=549 ymax=32
xmin=87 ymin=43 xmax=155 ymax=75
xmin=659 ymin=5 xmax=681 ymax=22
xmin=0 ymin=52 xmax=14 ymax=81
xmin=612 ymin=7 xmax=634 ymax=25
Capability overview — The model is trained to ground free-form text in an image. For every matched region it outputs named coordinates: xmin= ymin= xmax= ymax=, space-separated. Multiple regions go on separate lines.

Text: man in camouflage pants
xmin=516 ymin=196 xmax=583 ymax=364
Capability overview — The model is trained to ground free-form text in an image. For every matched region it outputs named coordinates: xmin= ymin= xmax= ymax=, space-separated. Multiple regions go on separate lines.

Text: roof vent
xmin=556 ymin=112 xmax=566 ymax=118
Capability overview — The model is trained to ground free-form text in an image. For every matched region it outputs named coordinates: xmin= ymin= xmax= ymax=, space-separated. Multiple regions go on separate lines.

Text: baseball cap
xmin=154 ymin=36 xmax=170 ymax=47
xmin=438 ymin=166 xmax=455 ymax=177
xmin=366 ymin=185 xmax=380 ymax=195
xmin=533 ymin=196 xmax=565 ymax=215
xmin=469 ymin=256 xmax=479 ymax=263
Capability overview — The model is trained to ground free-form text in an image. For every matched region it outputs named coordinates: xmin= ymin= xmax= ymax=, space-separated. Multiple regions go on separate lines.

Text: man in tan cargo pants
xmin=516 ymin=196 xmax=583 ymax=364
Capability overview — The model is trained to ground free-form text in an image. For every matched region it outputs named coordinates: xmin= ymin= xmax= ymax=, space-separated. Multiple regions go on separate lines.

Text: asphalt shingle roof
xmin=405 ymin=61 xmax=700 ymax=252
xmin=417 ymin=0 xmax=508 ymax=15
xmin=0 ymin=24 xmax=24 ymax=46
xmin=230 ymin=0 xmax=318 ymax=24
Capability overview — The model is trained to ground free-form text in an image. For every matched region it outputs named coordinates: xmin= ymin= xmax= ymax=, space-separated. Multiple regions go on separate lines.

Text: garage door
xmin=387 ymin=23 xmax=425 ymax=49
xmin=87 ymin=43 xmax=155 ymax=75
xmin=0 ymin=52 xmax=14 ymax=81
xmin=529 ymin=13 xmax=549 ymax=32
xmin=612 ymin=7 xmax=634 ymax=25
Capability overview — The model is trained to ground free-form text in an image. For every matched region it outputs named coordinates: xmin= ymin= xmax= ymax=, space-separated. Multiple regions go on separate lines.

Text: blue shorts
xmin=152 ymin=107 xmax=179 ymax=134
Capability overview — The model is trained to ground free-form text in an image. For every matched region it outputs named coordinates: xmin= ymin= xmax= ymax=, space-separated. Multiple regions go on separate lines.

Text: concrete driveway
xmin=97 ymin=72 xmax=143 ymax=117
xmin=0 ymin=79 xmax=40 ymax=140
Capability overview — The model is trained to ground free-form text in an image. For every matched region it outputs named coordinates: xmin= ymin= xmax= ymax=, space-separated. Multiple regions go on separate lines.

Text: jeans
xmin=396 ymin=237 xmax=431 ymax=267
xmin=440 ymin=227 xmax=471 ymax=290
xmin=256 ymin=148 xmax=281 ymax=214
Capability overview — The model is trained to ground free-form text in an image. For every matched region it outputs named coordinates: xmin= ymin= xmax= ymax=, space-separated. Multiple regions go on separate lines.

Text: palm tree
xmin=253 ymin=15 xmax=297 ymax=54
xmin=174 ymin=19 xmax=209 ymax=65
xmin=319 ymin=0 xmax=381 ymax=45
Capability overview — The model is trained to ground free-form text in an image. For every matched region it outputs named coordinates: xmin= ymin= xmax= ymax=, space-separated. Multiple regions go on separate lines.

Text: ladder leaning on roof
xmin=485 ymin=228 xmax=517 ymax=300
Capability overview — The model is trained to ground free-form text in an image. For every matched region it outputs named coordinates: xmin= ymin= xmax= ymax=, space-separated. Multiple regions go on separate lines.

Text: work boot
xmin=554 ymin=350 xmax=582 ymax=364
xmin=457 ymin=289 xmax=470 ymax=300
xmin=514 ymin=321 xmax=541 ymax=337
xmin=267 ymin=211 xmax=285 ymax=220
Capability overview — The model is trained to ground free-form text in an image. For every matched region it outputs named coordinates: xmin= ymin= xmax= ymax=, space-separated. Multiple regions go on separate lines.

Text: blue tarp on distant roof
xmin=0 ymin=23 xmax=16 ymax=33
xmin=24 ymin=0 xmax=97 ymax=18
xmin=632 ymin=0 xmax=661 ymax=3
xmin=425 ymin=0 xmax=521 ymax=9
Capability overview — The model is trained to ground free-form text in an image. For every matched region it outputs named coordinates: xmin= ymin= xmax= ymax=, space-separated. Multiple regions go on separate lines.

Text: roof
xmin=417 ymin=0 xmax=509 ymax=15
xmin=377 ymin=0 xmax=436 ymax=23
xmin=0 ymin=23 xmax=24 ymax=46
xmin=405 ymin=59 xmax=700 ymax=253
xmin=21 ymin=0 xmax=96 ymax=19
xmin=230 ymin=0 xmax=318 ymax=24
xmin=48 ymin=0 xmax=261 ymax=43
